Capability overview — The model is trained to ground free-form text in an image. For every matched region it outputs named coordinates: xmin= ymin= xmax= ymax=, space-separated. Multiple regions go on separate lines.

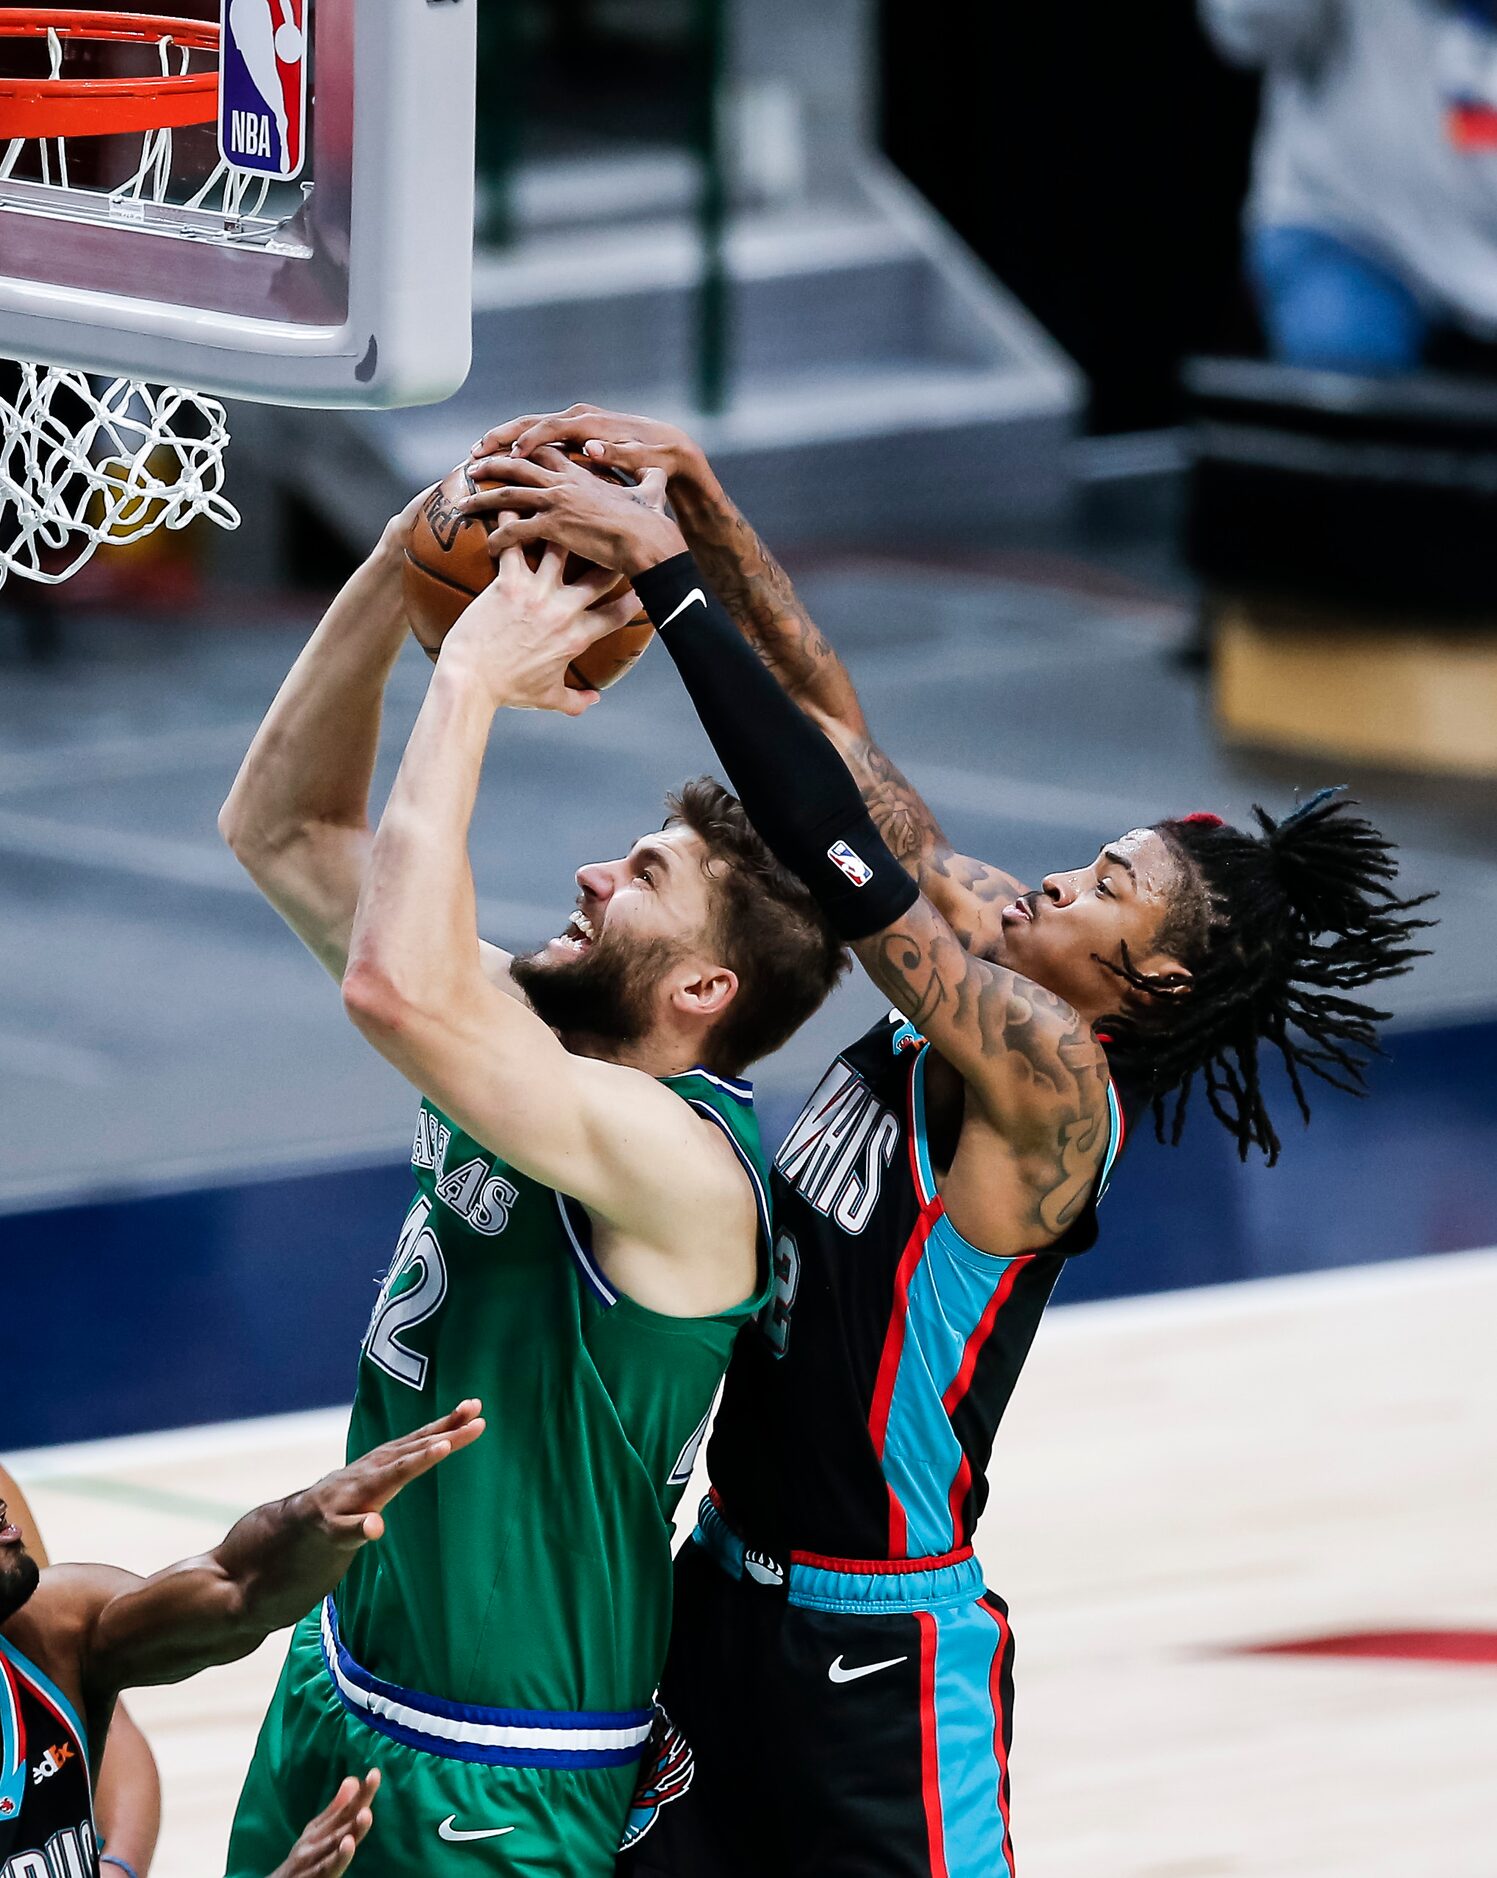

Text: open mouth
xmin=556 ymin=908 xmax=597 ymax=955
xmin=0 ymin=1522 xmax=21 ymax=1547
xmin=1001 ymin=896 xmax=1035 ymax=926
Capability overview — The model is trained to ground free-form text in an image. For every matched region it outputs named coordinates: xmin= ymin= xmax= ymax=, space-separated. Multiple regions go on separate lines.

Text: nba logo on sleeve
xmin=219 ymin=0 xmax=309 ymax=180
xmin=827 ymin=840 xmax=873 ymax=888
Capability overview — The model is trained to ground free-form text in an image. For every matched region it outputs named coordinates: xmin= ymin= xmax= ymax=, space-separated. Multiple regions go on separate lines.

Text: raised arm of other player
xmin=468 ymin=407 xmax=1025 ymax=954
xmin=42 ymin=1405 xmax=483 ymax=1704
xmin=339 ymin=543 xmax=760 ymax=1316
xmin=218 ymin=490 xmax=518 ymax=997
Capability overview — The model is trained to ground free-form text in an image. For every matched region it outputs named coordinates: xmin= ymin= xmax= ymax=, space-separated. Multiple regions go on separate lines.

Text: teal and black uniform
xmin=0 ymin=1628 xmax=95 ymax=1878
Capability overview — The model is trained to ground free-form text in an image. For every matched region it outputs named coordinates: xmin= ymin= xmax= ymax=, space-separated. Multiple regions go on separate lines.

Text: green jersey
xmin=336 ymin=1065 xmax=771 ymax=1718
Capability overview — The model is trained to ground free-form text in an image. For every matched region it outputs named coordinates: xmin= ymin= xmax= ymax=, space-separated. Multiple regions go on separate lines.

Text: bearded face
xmin=511 ymin=920 xmax=685 ymax=1047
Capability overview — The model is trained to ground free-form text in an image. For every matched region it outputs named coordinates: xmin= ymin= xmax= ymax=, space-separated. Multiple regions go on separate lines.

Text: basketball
xmin=402 ymin=455 xmax=655 ymax=691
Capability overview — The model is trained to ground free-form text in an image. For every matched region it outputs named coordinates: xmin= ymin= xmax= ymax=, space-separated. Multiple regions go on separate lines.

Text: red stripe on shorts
xmin=917 ymin=1610 xmax=950 ymax=1878
xmin=978 ymin=1598 xmax=1016 ymax=1876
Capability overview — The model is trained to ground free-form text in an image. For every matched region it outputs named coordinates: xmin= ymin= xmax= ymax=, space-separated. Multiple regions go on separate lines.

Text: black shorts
xmin=618 ymin=1497 xmax=1016 ymax=1878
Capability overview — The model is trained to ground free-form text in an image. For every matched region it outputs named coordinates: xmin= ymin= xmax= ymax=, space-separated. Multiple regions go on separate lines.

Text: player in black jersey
xmin=0 ymin=1465 xmax=158 ymax=1878
xmin=0 ymin=1403 xmax=483 ymax=1878
xmin=464 ymin=409 xmax=1432 ymax=1878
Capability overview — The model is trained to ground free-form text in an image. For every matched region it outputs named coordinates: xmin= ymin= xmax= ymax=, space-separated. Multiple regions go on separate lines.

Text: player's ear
xmin=672 ymin=964 xmax=738 ymax=1021
xmin=1129 ymin=947 xmax=1193 ymax=997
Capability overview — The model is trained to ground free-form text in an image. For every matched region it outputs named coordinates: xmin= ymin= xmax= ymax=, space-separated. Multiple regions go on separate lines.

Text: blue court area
xmin=6 ymin=543 xmax=1495 ymax=1450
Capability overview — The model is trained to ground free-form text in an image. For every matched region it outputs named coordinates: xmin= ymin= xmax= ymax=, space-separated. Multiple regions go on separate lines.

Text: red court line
xmin=1235 ymin=1630 xmax=1497 ymax=1666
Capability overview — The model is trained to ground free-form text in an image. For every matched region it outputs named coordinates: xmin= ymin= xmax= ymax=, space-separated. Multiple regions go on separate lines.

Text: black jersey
xmin=0 ymin=1629 xmax=96 ymax=1878
xmin=705 ymin=1012 xmax=1128 ymax=1564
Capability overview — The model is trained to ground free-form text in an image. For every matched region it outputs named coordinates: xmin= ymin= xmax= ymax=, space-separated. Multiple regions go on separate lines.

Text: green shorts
xmin=225 ymin=1607 xmax=645 ymax=1878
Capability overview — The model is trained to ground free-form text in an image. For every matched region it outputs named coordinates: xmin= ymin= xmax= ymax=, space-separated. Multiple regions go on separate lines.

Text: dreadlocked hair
xmin=1099 ymin=787 xmax=1435 ymax=1165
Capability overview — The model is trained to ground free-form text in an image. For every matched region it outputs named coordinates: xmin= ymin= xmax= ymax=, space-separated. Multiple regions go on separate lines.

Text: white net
xmin=0 ymin=18 xmax=254 ymax=588
xmin=0 ymin=365 xmax=237 ymax=588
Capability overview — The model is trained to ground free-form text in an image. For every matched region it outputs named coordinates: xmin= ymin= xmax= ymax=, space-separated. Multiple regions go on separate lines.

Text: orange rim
xmin=0 ymin=10 xmax=220 ymax=141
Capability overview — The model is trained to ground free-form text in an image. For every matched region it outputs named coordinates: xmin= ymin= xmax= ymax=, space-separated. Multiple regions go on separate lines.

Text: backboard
xmin=0 ymin=0 xmax=476 ymax=408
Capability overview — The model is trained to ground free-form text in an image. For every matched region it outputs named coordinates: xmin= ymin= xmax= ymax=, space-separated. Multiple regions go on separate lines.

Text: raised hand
xmin=268 ymin=1771 xmax=380 ymax=1878
xmin=471 ymin=403 xmax=705 ymax=489
xmin=84 ymin=1405 xmax=487 ymax=1700
xmin=457 ymin=447 xmax=684 ymax=579
xmin=233 ymin=1401 xmax=487 ymax=1631
xmin=441 ymin=544 xmax=643 ymax=716
xmin=290 ymin=1401 xmax=486 ymax=1551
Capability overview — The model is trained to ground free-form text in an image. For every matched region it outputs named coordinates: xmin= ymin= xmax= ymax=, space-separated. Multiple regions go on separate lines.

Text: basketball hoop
xmin=0 ymin=11 xmax=221 ymax=139
xmin=0 ymin=9 xmax=242 ymax=589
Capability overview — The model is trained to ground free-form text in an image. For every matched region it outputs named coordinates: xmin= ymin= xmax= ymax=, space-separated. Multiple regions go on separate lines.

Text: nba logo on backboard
xmin=219 ymin=0 xmax=309 ymax=180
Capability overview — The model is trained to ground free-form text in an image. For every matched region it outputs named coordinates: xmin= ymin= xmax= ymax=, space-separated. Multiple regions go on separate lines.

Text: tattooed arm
xmin=855 ymin=892 xmax=1111 ymax=1254
xmin=469 ymin=406 xmax=1025 ymax=949
xmin=664 ymin=476 xmax=1029 ymax=939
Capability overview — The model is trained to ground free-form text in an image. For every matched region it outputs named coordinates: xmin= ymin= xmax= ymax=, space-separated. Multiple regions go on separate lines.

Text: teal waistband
xmin=693 ymin=1496 xmax=986 ymax=1614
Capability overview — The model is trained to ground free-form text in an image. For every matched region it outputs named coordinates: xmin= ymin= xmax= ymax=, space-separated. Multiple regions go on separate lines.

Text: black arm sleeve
xmin=633 ymin=551 xmax=918 ymax=941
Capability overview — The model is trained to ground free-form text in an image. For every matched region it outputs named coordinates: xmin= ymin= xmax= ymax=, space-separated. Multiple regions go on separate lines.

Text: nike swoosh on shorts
xmin=438 ymin=1815 xmax=515 ymax=1842
xmin=827 ymin=1653 xmax=909 ymax=1684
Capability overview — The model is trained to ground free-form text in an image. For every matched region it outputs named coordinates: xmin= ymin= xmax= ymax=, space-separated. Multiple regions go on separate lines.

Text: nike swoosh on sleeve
xmin=659 ymin=588 xmax=707 ymax=629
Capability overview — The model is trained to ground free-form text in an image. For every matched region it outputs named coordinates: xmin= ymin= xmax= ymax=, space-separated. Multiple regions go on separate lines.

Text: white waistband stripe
xmin=319 ymin=1607 xmax=652 ymax=1756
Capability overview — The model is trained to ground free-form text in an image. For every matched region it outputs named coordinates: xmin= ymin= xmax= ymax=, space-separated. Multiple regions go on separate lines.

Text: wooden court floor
xmin=11 ymin=1247 xmax=1496 ymax=1878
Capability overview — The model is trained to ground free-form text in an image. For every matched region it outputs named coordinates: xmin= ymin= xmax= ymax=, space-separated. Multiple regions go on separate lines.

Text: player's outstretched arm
xmin=341 ymin=545 xmax=758 ymax=1311
xmin=74 ymin=1405 xmax=483 ymax=1701
xmin=268 ymin=1772 xmax=380 ymax=1878
xmin=469 ymin=407 xmax=1025 ymax=950
xmin=219 ymin=491 xmax=430 ymax=980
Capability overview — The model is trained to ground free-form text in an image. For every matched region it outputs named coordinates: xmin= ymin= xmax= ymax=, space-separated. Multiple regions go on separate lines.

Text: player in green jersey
xmin=219 ymin=501 xmax=846 ymax=1877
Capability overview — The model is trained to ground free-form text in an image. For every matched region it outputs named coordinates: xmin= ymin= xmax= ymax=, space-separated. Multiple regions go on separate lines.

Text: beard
xmin=512 ymin=927 xmax=682 ymax=1047
xmin=0 ymin=1550 xmax=40 ymax=1624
